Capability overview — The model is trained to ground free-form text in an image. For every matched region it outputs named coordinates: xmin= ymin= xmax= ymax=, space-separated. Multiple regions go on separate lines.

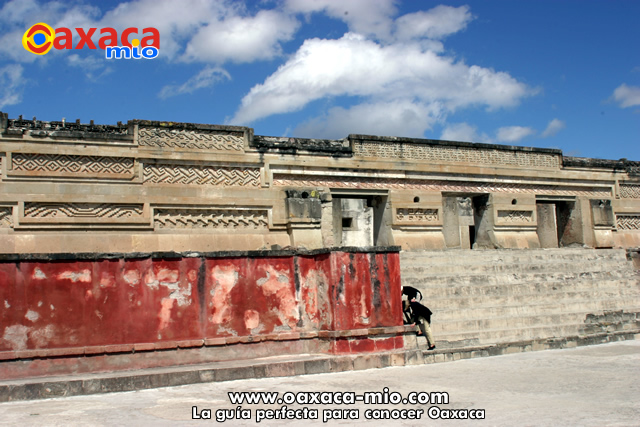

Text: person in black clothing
xmin=402 ymin=292 xmax=436 ymax=350
xmin=401 ymin=285 xmax=422 ymax=302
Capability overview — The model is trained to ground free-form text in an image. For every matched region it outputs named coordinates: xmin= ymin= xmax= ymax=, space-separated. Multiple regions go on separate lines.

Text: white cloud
xmin=285 ymin=0 xmax=397 ymax=41
xmin=0 ymin=64 xmax=25 ymax=109
xmin=441 ymin=122 xmax=491 ymax=143
xmin=159 ymin=66 xmax=230 ymax=99
xmin=612 ymin=83 xmax=640 ymax=108
xmin=294 ymin=100 xmax=443 ymax=139
xmin=67 ymin=54 xmax=113 ymax=80
xmin=1 ymin=0 xmax=298 ymax=64
xmin=97 ymin=0 xmax=237 ymax=61
xmin=0 ymin=0 xmax=101 ymax=63
xmin=495 ymin=126 xmax=535 ymax=143
xmin=229 ymin=32 xmax=534 ymax=125
xmin=181 ymin=9 xmax=299 ymax=63
xmin=541 ymin=118 xmax=565 ymax=137
xmin=394 ymin=5 xmax=473 ymax=40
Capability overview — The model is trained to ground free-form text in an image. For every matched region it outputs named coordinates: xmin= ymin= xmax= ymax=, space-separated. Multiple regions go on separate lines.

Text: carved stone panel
xmin=353 ymin=141 xmax=561 ymax=169
xmin=395 ymin=208 xmax=438 ymax=222
xmin=9 ymin=153 xmax=135 ymax=178
xmin=0 ymin=207 xmax=13 ymax=228
xmin=153 ymin=208 xmax=268 ymax=229
xmin=273 ymin=174 xmax=611 ymax=198
xmin=144 ymin=164 xmax=260 ymax=187
xmin=497 ymin=210 xmax=533 ymax=223
xmin=19 ymin=202 xmax=150 ymax=228
xmin=619 ymin=184 xmax=640 ymax=199
xmin=138 ymin=128 xmax=244 ymax=151
xmin=616 ymin=215 xmax=640 ymax=230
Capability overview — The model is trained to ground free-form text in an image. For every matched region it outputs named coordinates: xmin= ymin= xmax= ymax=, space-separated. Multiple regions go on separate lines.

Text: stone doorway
xmin=536 ymin=198 xmax=580 ymax=248
xmin=442 ymin=193 xmax=491 ymax=249
xmin=330 ymin=191 xmax=391 ymax=247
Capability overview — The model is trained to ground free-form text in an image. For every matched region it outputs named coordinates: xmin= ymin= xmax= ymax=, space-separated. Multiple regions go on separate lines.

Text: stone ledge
xmin=0 ymin=245 xmax=402 ymax=262
xmin=0 ymin=326 xmax=410 ymax=362
xmin=349 ymin=133 xmax=564 ymax=155
xmin=1 ymin=330 xmax=636 ymax=403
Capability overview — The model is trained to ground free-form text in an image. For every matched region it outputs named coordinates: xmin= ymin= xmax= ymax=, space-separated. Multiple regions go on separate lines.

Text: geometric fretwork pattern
xmin=619 ymin=184 xmax=640 ymax=199
xmin=396 ymin=208 xmax=438 ymax=222
xmin=616 ymin=215 xmax=640 ymax=230
xmin=24 ymin=203 xmax=144 ymax=218
xmin=11 ymin=153 xmax=134 ymax=174
xmin=138 ymin=128 xmax=244 ymax=151
xmin=272 ymin=174 xmax=611 ymax=198
xmin=154 ymin=209 xmax=268 ymax=229
xmin=497 ymin=210 xmax=533 ymax=222
xmin=144 ymin=164 xmax=261 ymax=187
xmin=353 ymin=141 xmax=561 ymax=169
xmin=0 ymin=207 xmax=13 ymax=227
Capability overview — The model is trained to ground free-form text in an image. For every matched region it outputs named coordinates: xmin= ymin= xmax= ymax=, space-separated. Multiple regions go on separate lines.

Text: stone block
xmin=353 ymin=354 xmax=382 ymax=371
xmin=329 ymin=356 xmax=353 ymax=373
xmin=304 ymin=359 xmax=331 ymax=375
xmin=216 ymin=367 xmax=254 ymax=382
xmin=265 ymin=362 xmax=296 ymax=378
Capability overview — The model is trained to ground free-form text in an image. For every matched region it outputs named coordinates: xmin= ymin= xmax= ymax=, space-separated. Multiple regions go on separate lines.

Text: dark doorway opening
xmin=536 ymin=198 xmax=578 ymax=248
xmin=469 ymin=225 xmax=476 ymax=248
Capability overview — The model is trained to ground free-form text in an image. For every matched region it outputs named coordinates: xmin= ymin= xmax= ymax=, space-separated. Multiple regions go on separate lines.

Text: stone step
xmin=399 ymin=249 xmax=628 ymax=265
xmin=418 ymin=281 xmax=640 ymax=303
xmin=399 ymin=248 xmax=639 ymax=351
xmin=401 ymin=269 xmax=636 ymax=288
xmin=401 ymin=259 xmax=633 ymax=275
xmin=429 ymin=299 xmax=640 ymax=322
xmin=431 ymin=308 xmax=640 ymax=334
xmin=435 ymin=323 xmax=586 ymax=345
xmin=427 ymin=290 xmax=640 ymax=312
xmin=407 ymin=278 xmax=639 ymax=300
xmin=432 ymin=315 xmax=640 ymax=347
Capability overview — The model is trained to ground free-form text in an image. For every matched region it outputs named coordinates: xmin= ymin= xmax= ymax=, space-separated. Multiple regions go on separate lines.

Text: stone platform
xmin=1 ymin=328 xmax=637 ymax=402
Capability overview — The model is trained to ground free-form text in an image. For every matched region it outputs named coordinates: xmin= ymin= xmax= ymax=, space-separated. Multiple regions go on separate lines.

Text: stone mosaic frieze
xmin=497 ymin=210 xmax=534 ymax=223
xmin=619 ymin=184 xmax=640 ymax=199
xmin=273 ymin=174 xmax=611 ymax=198
xmin=144 ymin=164 xmax=260 ymax=187
xmin=138 ymin=128 xmax=244 ymax=151
xmin=10 ymin=153 xmax=134 ymax=175
xmin=353 ymin=141 xmax=561 ymax=169
xmin=616 ymin=215 xmax=640 ymax=230
xmin=24 ymin=203 xmax=144 ymax=219
xmin=0 ymin=207 xmax=12 ymax=228
xmin=153 ymin=208 xmax=268 ymax=229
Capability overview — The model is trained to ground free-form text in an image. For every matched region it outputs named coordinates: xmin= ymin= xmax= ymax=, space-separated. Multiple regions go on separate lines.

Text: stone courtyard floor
xmin=0 ymin=339 xmax=638 ymax=426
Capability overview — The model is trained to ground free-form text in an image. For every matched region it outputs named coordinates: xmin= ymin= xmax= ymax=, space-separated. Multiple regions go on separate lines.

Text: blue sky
xmin=1 ymin=0 xmax=638 ymax=160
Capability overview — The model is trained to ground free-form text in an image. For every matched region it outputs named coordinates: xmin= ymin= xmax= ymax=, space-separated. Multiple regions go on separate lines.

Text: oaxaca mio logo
xmin=22 ymin=22 xmax=160 ymax=59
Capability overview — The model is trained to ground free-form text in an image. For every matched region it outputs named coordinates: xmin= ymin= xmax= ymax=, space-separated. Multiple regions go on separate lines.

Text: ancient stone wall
xmin=0 ymin=112 xmax=638 ymax=252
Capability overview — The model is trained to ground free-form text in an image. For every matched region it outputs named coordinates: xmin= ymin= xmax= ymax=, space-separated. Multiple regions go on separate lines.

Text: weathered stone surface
xmin=0 ymin=113 xmax=637 ymax=253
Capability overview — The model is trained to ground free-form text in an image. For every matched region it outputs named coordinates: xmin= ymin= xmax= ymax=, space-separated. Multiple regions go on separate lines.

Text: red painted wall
xmin=0 ymin=249 xmax=402 ymax=357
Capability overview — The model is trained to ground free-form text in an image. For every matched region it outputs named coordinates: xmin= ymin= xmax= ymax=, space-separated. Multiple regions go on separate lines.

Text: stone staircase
xmin=400 ymin=248 xmax=640 ymax=350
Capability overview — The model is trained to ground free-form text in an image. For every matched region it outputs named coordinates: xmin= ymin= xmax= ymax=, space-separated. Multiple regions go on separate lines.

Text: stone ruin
xmin=0 ymin=112 xmax=638 ymax=253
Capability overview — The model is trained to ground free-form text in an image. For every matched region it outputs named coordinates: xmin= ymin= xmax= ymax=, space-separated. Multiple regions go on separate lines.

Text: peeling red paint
xmin=158 ymin=298 xmax=175 ymax=330
xmin=244 ymin=310 xmax=260 ymax=330
xmin=57 ymin=269 xmax=91 ymax=283
xmin=209 ymin=264 xmax=238 ymax=325
xmin=0 ymin=250 xmax=402 ymax=362
xmin=257 ymin=264 xmax=298 ymax=328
